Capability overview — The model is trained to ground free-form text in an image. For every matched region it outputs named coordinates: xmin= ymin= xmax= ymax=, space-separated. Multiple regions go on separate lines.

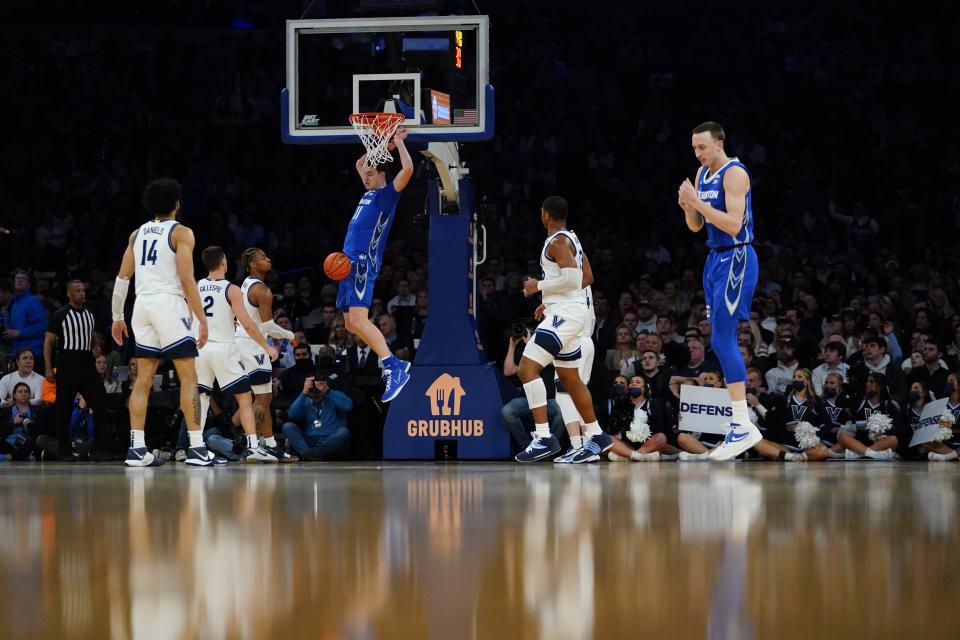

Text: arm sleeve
xmin=537 ymin=268 xmax=581 ymax=296
xmin=261 ymin=320 xmax=294 ymax=341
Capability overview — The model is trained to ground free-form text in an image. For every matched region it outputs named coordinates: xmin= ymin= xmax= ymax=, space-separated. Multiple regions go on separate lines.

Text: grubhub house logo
xmin=407 ymin=373 xmax=485 ymax=437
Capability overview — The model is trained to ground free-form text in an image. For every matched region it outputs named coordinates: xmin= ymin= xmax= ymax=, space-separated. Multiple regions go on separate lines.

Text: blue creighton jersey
xmin=343 ymin=183 xmax=402 ymax=275
xmin=696 ymin=158 xmax=754 ymax=249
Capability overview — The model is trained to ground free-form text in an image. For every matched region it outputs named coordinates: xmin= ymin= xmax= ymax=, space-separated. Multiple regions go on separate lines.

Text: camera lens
xmin=511 ymin=322 xmax=526 ymax=337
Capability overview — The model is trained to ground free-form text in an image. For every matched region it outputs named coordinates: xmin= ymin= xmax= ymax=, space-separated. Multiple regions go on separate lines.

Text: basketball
xmin=324 ymin=251 xmax=352 ymax=281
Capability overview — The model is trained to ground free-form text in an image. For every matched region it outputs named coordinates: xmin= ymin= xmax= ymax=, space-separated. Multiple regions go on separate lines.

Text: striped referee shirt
xmin=48 ymin=304 xmax=96 ymax=352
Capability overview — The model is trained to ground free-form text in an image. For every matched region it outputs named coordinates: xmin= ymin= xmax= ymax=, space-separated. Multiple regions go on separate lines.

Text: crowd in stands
xmin=2 ymin=4 xmax=959 ymax=461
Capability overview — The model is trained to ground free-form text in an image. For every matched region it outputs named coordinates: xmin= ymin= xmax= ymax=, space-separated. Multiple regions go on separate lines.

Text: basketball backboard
xmin=282 ymin=15 xmax=493 ymax=145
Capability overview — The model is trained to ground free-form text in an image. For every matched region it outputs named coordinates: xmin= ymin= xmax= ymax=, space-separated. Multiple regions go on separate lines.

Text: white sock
xmin=130 ymin=429 xmax=146 ymax=449
xmin=188 ymin=430 xmax=204 ymax=448
xmin=584 ymin=421 xmax=602 ymax=436
xmin=732 ymin=400 xmax=752 ymax=428
xmin=534 ymin=423 xmax=550 ymax=439
xmin=264 ymin=436 xmax=277 ymax=448
xmin=632 ymin=451 xmax=660 ymax=462
xmin=570 ymin=435 xmax=583 ymax=450
xmin=247 ymin=434 xmax=259 ymax=450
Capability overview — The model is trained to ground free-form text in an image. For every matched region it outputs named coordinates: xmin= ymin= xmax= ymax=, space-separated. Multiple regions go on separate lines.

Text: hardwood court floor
xmin=1 ymin=461 xmax=958 ymax=639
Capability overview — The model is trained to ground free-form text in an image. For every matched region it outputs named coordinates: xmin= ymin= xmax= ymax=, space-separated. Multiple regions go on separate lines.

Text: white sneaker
xmin=929 ymin=450 xmax=959 ymax=461
xmin=678 ymin=451 xmax=709 ymax=461
xmin=784 ymin=451 xmax=807 ymax=462
xmin=865 ymin=448 xmax=895 ymax=460
xmin=844 ymin=449 xmax=863 ymax=460
xmin=708 ymin=423 xmax=762 ymax=461
xmin=634 ymin=451 xmax=661 ymax=462
xmin=607 ymin=452 xmax=630 ymax=462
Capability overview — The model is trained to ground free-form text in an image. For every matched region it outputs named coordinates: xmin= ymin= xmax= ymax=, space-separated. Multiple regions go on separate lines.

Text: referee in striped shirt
xmin=43 ymin=280 xmax=106 ymax=460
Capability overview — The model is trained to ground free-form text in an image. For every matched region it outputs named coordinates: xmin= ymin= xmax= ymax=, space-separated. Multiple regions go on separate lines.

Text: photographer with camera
xmin=281 ymin=371 xmax=353 ymax=461
xmin=500 ymin=319 xmax=565 ymax=454
xmin=1 ymin=382 xmax=39 ymax=460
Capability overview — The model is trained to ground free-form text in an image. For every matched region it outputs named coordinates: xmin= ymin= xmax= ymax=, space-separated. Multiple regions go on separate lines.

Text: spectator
xmin=4 ymin=271 xmax=47 ymax=371
xmin=269 ymin=313 xmax=297 ymax=369
xmin=631 ymin=349 xmax=671 ymax=400
xmin=848 ymin=335 xmax=907 ymax=405
xmin=386 ymin=278 xmax=416 ymax=314
xmin=0 ymin=349 xmax=44 ymax=407
xmin=766 ymin=368 xmax=827 ymax=460
xmin=327 ymin=316 xmax=351 ymax=355
xmin=604 ymin=324 xmax=637 ymax=372
xmin=0 ymin=382 xmax=40 ymax=460
xmin=91 ymin=333 xmax=121 ymax=376
xmin=410 ymin=289 xmax=429 ymax=343
xmin=278 ymin=343 xmax=316 ymax=404
xmin=96 ymin=355 xmax=121 ymax=393
xmin=672 ymin=338 xmax=717 ymax=379
xmin=657 ymin=313 xmax=683 ymax=345
xmin=282 ymin=372 xmax=353 ymax=461
xmin=906 ymin=339 xmax=950 ymax=396
xmin=811 ymin=340 xmax=849 ymax=396
xmin=278 ymin=282 xmax=310 ymax=320
xmin=765 ymin=338 xmax=800 ymax=396
xmin=634 ymin=300 xmax=657 ymax=334
xmin=377 ymin=313 xmax=414 ymax=355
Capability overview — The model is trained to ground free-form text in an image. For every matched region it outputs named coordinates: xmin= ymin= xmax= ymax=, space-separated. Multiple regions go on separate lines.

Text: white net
xmin=349 ymin=112 xmax=404 ymax=167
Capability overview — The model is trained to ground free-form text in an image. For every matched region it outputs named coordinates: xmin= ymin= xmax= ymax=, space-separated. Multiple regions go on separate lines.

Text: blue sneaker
xmin=570 ymin=433 xmax=614 ymax=464
xmin=125 ymin=447 xmax=165 ymax=467
xmin=515 ymin=435 xmax=561 ymax=462
xmin=554 ymin=448 xmax=581 ymax=464
xmin=185 ymin=446 xmax=228 ymax=467
xmin=381 ymin=361 xmax=411 ymax=402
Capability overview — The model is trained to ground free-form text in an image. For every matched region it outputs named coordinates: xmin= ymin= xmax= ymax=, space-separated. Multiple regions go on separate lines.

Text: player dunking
xmin=234 ymin=248 xmax=297 ymax=461
xmin=197 ymin=246 xmax=279 ymax=462
xmin=516 ymin=196 xmax=612 ymax=463
xmin=112 ymin=178 xmax=217 ymax=467
xmin=678 ymin=121 xmax=762 ymax=460
xmin=339 ymin=127 xmax=414 ymax=402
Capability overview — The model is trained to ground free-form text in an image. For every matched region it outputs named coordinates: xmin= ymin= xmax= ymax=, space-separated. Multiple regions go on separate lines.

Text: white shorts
xmin=523 ymin=304 xmax=586 ymax=369
xmin=197 ymin=341 xmax=251 ymax=395
xmin=132 ymin=293 xmax=198 ymax=360
xmin=236 ymin=336 xmax=273 ymax=394
xmin=554 ymin=336 xmax=595 ymax=389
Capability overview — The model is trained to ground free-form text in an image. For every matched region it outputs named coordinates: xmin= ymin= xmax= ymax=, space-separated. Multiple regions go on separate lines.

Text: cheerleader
xmin=606 ymin=376 xmax=680 ymax=461
xmin=756 ymin=368 xmax=828 ymax=461
xmin=837 ymin=372 xmax=905 ymax=459
xmin=821 ymin=372 xmax=855 ymax=458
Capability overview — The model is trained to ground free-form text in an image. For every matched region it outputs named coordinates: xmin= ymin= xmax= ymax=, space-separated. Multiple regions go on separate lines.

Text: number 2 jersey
xmin=132 ymin=219 xmax=183 ymax=296
xmin=197 ymin=278 xmax=237 ymax=344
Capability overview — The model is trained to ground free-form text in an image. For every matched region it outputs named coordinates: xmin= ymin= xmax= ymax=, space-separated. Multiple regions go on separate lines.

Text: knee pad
xmin=554 ymin=393 xmax=582 ymax=427
xmin=522 ymin=377 xmax=548 ymax=410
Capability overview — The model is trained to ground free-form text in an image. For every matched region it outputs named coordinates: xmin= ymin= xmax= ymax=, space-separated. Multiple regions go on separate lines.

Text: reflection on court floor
xmin=0 ymin=463 xmax=958 ymax=639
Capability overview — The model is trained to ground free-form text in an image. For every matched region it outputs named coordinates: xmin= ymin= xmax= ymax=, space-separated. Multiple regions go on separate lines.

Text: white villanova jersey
xmin=197 ymin=278 xmax=237 ymax=343
xmin=133 ymin=219 xmax=183 ymax=296
xmin=540 ymin=229 xmax=587 ymax=310
xmin=235 ymin=277 xmax=265 ymax=340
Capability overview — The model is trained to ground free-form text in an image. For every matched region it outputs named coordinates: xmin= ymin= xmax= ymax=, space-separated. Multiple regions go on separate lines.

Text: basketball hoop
xmin=349 ymin=112 xmax=405 ymax=167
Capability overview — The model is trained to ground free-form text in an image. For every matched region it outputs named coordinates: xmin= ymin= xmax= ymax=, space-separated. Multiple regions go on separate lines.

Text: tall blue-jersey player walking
xmin=678 ymin=121 xmax=762 ymax=460
xmin=339 ymin=127 xmax=414 ymax=402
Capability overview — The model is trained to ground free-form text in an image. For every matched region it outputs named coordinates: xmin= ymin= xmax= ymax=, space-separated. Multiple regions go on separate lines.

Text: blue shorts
xmin=703 ymin=245 xmax=758 ymax=326
xmin=336 ymin=255 xmax=376 ymax=312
